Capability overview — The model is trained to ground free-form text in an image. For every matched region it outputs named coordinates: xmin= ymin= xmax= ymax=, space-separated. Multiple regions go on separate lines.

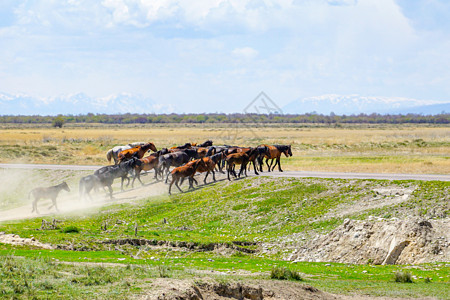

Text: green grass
xmin=0 ymin=245 xmax=448 ymax=299
xmin=0 ymin=176 xmax=449 ymax=299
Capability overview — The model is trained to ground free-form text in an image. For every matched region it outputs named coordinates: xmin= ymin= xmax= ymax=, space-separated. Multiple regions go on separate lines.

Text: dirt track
xmin=1 ymin=163 xmax=449 ymax=181
xmin=0 ymin=163 xmax=448 ymax=223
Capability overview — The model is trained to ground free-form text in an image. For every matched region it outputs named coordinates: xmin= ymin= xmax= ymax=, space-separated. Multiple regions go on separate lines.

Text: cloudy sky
xmin=0 ymin=0 xmax=449 ymax=113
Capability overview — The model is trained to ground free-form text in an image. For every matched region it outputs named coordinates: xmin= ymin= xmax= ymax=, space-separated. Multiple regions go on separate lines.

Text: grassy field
xmin=0 ymin=123 xmax=449 ymax=298
xmin=0 ymin=176 xmax=449 ymax=299
xmin=0 ymin=123 xmax=449 ymax=174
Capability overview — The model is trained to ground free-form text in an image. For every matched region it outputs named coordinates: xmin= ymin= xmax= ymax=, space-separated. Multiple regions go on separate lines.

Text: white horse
xmin=106 ymin=142 xmax=145 ymax=165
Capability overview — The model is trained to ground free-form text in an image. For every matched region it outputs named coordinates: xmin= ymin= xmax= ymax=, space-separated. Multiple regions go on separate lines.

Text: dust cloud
xmin=0 ymin=168 xmax=169 ymax=223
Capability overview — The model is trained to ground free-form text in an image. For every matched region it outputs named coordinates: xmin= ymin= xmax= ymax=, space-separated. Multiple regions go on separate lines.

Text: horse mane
xmin=274 ymin=144 xmax=288 ymax=151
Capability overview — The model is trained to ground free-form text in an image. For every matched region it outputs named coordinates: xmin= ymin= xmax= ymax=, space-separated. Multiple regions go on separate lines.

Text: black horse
xmin=94 ymin=158 xmax=142 ymax=199
xmin=79 ymin=174 xmax=101 ymax=201
xmin=197 ymin=140 xmax=213 ymax=147
xmin=158 ymin=152 xmax=191 ymax=183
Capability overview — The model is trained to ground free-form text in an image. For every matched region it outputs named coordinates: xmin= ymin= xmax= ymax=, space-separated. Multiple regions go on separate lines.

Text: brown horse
xmin=225 ymin=152 xmax=249 ymax=180
xmin=118 ymin=142 xmax=157 ymax=162
xmin=258 ymin=144 xmax=292 ymax=172
xmin=195 ymin=147 xmax=209 ymax=158
xmin=182 ymin=153 xmax=222 ymax=184
xmin=132 ymin=152 xmax=161 ymax=187
xmin=168 ymin=159 xmax=205 ymax=195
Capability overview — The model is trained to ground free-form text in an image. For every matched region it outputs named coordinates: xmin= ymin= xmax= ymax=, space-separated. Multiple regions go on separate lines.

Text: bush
xmin=270 ymin=267 xmax=303 ymax=281
xmin=52 ymin=116 xmax=65 ymax=128
xmin=157 ymin=265 xmax=171 ymax=278
xmin=394 ymin=271 xmax=413 ymax=283
xmin=61 ymin=226 xmax=80 ymax=233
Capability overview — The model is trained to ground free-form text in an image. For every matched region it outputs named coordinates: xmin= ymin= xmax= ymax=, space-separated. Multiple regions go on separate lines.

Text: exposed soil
xmin=289 ymin=217 xmax=450 ymax=265
xmin=324 ymin=185 xmax=416 ymax=219
xmin=0 ymin=231 xmax=54 ymax=249
xmin=138 ymin=278 xmax=406 ymax=300
xmin=139 ymin=279 xmax=336 ymax=300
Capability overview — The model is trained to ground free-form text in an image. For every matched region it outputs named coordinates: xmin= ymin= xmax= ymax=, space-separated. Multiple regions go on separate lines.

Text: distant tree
xmin=52 ymin=116 xmax=65 ymax=128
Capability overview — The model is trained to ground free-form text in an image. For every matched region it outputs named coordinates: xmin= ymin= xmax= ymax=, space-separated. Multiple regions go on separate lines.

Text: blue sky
xmin=0 ymin=0 xmax=449 ymax=113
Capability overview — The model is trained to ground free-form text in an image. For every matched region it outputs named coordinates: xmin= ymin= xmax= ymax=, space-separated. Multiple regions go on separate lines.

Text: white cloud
xmin=0 ymin=0 xmax=449 ymax=113
xmin=232 ymin=47 xmax=258 ymax=59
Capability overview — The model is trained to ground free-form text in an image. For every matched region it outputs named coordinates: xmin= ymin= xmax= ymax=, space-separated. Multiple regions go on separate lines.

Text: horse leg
xmin=265 ymin=158 xmax=271 ymax=172
xmin=269 ymin=159 xmax=276 ymax=172
xmin=252 ymin=160 xmax=259 ymax=175
xmin=165 ymin=168 xmax=171 ymax=184
xmin=204 ymin=171 xmax=209 ymax=184
xmin=175 ymin=178 xmax=183 ymax=193
xmin=277 ymin=157 xmax=283 ymax=172
xmin=51 ymin=197 xmax=59 ymax=212
xmin=31 ymin=198 xmax=38 ymax=214
xmin=106 ymin=184 xmax=113 ymax=200
xmin=168 ymin=176 xmax=175 ymax=195
xmin=212 ymin=169 xmax=216 ymax=182
xmin=121 ymin=177 xmax=125 ymax=191
xmin=258 ymin=157 xmax=264 ymax=172
xmin=131 ymin=171 xmax=136 ymax=188
xmin=192 ymin=176 xmax=198 ymax=187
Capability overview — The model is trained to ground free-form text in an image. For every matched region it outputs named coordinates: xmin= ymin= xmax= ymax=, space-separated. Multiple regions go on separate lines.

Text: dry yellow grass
xmin=0 ymin=123 xmax=449 ymax=174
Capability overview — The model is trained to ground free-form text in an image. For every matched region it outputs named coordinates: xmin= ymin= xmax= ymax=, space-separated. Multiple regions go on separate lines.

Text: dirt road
xmin=0 ymin=163 xmax=448 ymax=222
xmin=1 ymin=163 xmax=449 ymax=181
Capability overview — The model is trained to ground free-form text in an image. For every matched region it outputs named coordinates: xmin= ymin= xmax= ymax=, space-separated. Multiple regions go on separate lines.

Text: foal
xmin=30 ymin=182 xmax=70 ymax=214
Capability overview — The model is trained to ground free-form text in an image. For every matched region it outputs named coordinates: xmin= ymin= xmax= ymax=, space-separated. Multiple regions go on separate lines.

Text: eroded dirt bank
xmin=289 ymin=217 xmax=449 ymax=265
xmin=139 ymin=279 xmax=366 ymax=300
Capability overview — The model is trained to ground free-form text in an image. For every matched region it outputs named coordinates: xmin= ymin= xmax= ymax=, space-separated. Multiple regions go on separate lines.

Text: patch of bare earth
xmin=325 ymin=185 xmax=416 ymax=219
xmin=289 ymin=217 xmax=449 ymax=265
xmin=138 ymin=278 xmax=369 ymax=300
xmin=0 ymin=231 xmax=54 ymax=249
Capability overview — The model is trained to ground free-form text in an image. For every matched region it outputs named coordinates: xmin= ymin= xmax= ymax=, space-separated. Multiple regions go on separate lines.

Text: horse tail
xmin=106 ymin=149 xmax=113 ymax=163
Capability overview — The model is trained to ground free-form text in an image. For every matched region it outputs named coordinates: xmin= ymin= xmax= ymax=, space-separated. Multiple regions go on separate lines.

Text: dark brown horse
xmin=169 ymin=143 xmax=192 ymax=151
xmin=132 ymin=151 xmax=161 ymax=187
xmin=224 ymin=152 xmax=250 ymax=180
xmin=258 ymin=144 xmax=292 ymax=172
xmin=30 ymin=182 xmax=70 ymax=214
xmin=118 ymin=142 xmax=157 ymax=162
xmin=197 ymin=140 xmax=213 ymax=147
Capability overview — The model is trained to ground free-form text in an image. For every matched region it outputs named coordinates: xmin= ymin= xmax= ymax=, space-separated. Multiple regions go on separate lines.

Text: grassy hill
xmin=0 ymin=176 xmax=449 ymax=299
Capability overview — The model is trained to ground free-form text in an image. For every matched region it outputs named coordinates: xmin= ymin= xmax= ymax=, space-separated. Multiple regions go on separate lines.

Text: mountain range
xmin=0 ymin=92 xmax=173 ymax=115
xmin=0 ymin=92 xmax=448 ymax=115
xmin=282 ymin=94 xmax=449 ymax=115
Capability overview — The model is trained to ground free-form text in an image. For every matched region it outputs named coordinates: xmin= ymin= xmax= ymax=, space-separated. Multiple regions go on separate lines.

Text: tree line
xmin=0 ymin=113 xmax=449 ymax=125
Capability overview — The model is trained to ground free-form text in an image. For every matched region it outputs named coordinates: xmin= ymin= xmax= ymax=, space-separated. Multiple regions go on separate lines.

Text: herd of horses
xmin=29 ymin=140 xmax=292 ymax=213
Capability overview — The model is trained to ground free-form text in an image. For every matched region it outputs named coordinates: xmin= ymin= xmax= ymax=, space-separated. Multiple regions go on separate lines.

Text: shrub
xmin=61 ymin=226 xmax=80 ymax=233
xmin=157 ymin=265 xmax=171 ymax=278
xmin=52 ymin=116 xmax=65 ymax=128
xmin=270 ymin=267 xmax=303 ymax=281
xmin=394 ymin=271 xmax=413 ymax=283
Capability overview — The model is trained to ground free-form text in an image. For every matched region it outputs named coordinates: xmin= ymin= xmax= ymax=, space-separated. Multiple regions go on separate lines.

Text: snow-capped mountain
xmin=0 ymin=92 xmax=174 ymax=115
xmin=283 ymin=94 xmax=449 ymax=115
